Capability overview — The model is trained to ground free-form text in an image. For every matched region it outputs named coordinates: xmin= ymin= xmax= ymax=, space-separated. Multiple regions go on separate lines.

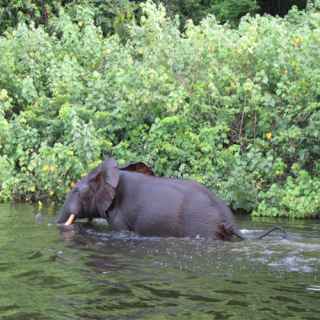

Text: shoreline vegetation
xmin=0 ymin=1 xmax=319 ymax=218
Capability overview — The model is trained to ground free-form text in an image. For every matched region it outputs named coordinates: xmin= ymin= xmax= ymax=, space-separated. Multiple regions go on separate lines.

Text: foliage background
xmin=0 ymin=0 xmax=319 ymax=218
xmin=1 ymin=1 xmax=308 ymax=36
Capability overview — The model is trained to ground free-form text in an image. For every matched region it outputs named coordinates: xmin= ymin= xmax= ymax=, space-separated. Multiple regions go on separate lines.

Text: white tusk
xmin=65 ymin=214 xmax=76 ymax=226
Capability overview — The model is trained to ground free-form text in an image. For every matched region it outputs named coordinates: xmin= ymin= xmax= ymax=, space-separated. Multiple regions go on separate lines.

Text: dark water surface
xmin=0 ymin=204 xmax=319 ymax=320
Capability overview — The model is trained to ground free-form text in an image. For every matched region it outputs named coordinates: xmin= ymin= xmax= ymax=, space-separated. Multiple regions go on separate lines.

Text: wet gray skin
xmin=1 ymin=203 xmax=320 ymax=320
xmin=56 ymin=158 xmax=285 ymax=241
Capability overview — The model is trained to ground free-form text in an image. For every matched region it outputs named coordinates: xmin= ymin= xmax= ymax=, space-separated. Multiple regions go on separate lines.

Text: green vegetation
xmin=0 ymin=0 xmax=255 ymax=36
xmin=2 ymin=1 xmax=305 ymax=37
xmin=0 ymin=1 xmax=319 ymax=218
xmin=153 ymin=0 xmax=259 ymax=27
xmin=0 ymin=0 xmax=139 ymax=37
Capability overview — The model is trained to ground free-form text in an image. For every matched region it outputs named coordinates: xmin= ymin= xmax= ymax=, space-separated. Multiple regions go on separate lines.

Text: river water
xmin=0 ymin=203 xmax=319 ymax=320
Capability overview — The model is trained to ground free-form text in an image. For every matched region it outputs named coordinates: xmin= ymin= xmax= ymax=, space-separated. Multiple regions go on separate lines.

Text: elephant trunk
xmin=56 ymin=207 xmax=71 ymax=224
xmin=56 ymin=210 xmax=77 ymax=225
xmin=56 ymin=212 xmax=67 ymax=224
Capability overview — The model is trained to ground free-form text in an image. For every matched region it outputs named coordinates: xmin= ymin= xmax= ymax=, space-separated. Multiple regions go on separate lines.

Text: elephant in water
xmin=57 ymin=158 xmax=284 ymax=240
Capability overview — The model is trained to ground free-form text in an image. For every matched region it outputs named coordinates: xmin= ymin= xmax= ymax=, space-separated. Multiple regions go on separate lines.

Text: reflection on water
xmin=0 ymin=204 xmax=319 ymax=320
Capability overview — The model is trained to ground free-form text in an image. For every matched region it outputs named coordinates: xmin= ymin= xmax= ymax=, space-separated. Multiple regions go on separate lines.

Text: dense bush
xmin=0 ymin=0 xmax=138 ymax=37
xmin=0 ymin=0 xmax=261 ymax=36
xmin=1 ymin=1 xmax=320 ymax=218
xmin=154 ymin=0 xmax=259 ymax=27
xmin=0 ymin=1 xmax=309 ymax=37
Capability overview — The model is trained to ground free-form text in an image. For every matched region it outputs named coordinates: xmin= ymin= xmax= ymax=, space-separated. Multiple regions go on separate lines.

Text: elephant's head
xmin=56 ymin=158 xmax=153 ymax=225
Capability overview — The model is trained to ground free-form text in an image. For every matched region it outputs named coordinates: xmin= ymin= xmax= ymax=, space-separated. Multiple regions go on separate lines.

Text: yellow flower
xmin=266 ymin=132 xmax=272 ymax=141
xmin=42 ymin=164 xmax=56 ymax=172
xmin=48 ymin=165 xmax=56 ymax=172
xmin=293 ymin=36 xmax=302 ymax=48
xmin=243 ymin=79 xmax=254 ymax=92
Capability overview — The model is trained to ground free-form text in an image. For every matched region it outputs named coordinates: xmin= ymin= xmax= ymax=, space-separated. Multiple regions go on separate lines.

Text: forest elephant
xmin=57 ymin=158 xmax=284 ymax=240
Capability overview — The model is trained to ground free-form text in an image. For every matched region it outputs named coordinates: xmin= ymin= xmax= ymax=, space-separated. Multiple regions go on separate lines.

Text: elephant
xmin=57 ymin=158 xmax=285 ymax=240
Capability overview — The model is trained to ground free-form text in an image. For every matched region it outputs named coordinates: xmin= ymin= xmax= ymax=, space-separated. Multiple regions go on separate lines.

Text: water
xmin=0 ymin=204 xmax=319 ymax=320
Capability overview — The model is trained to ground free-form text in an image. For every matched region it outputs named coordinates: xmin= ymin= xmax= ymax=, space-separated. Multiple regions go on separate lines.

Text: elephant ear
xmin=102 ymin=158 xmax=120 ymax=187
xmin=89 ymin=158 xmax=120 ymax=218
xmin=121 ymin=162 xmax=154 ymax=176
